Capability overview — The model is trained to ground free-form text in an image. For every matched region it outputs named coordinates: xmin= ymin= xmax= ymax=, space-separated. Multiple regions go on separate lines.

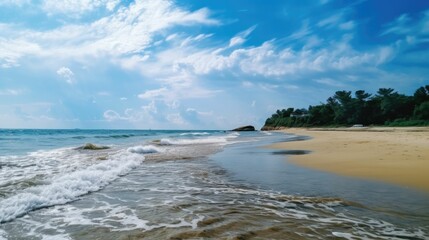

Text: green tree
xmin=332 ymin=91 xmax=353 ymax=124
xmin=308 ymin=104 xmax=335 ymax=126
xmin=414 ymin=85 xmax=429 ymax=105
xmin=351 ymin=90 xmax=372 ymax=124
xmin=262 ymin=85 xmax=429 ymax=129
xmin=414 ymin=101 xmax=429 ymax=120
xmin=375 ymin=88 xmax=413 ymax=122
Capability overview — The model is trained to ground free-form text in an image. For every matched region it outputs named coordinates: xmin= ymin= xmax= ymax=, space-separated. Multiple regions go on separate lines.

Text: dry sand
xmin=268 ymin=127 xmax=429 ymax=193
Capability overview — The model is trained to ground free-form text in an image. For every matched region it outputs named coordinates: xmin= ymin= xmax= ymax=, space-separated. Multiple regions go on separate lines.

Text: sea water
xmin=0 ymin=129 xmax=428 ymax=239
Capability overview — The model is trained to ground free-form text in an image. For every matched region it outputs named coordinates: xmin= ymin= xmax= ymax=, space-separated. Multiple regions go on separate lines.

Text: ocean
xmin=0 ymin=129 xmax=428 ymax=239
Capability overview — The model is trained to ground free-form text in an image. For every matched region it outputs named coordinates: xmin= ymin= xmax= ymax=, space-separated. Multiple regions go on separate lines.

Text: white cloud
xmin=0 ymin=102 xmax=66 ymax=128
xmin=42 ymin=0 xmax=120 ymax=16
xmin=166 ymin=100 xmax=180 ymax=109
xmin=242 ymin=81 xmax=254 ymax=88
xmin=186 ymin=107 xmax=212 ymax=116
xmin=315 ymin=78 xmax=345 ymax=87
xmin=317 ymin=14 xmax=342 ymax=28
xmin=382 ymin=10 xmax=429 ymax=47
xmin=304 ymin=35 xmax=323 ymax=49
xmin=1 ymin=0 xmax=219 ymax=66
xmin=136 ymin=69 xmax=221 ymax=104
xmin=56 ymin=67 xmax=74 ymax=84
xmin=180 ymin=34 xmax=213 ymax=47
xmin=103 ymin=108 xmax=145 ymax=122
xmin=382 ymin=14 xmax=411 ymax=36
xmin=259 ymin=83 xmax=279 ymax=91
xmin=97 ymin=91 xmax=110 ymax=96
xmin=105 ymin=0 xmax=119 ymax=11
xmin=339 ymin=21 xmax=355 ymax=30
xmin=166 ymin=113 xmax=185 ymax=125
xmin=171 ymin=34 xmax=394 ymax=79
xmin=138 ymin=87 xmax=169 ymax=100
xmin=376 ymin=47 xmax=394 ymax=65
xmin=0 ymin=89 xmax=23 ymax=96
xmin=284 ymin=85 xmax=299 ymax=90
xmin=120 ymin=97 xmax=127 ymax=101
xmin=229 ymin=25 xmax=256 ymax=47
xmin=289 ymin=20 xmax=311 ymax=40
xmin=229 ymin=37 xmax=246 ymax=48
xmin=142 ymin=100 xmax=157 ymax=113
xmin=0 ymin=0 xmax=30 ymax=6
xmin=0 ymin=38 xmax=41 ymax=68
xmin=103 ymin=109 xmax=121 ymax=121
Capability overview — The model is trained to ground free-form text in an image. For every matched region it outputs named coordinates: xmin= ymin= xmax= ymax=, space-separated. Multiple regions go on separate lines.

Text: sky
xmin=1 ymin=0 xmax=428 ymax=130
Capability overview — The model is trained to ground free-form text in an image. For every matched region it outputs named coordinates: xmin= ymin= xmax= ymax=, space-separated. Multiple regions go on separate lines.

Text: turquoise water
xmin=0 ymin=129 xmax=428 ymax=239
xmin=0 ymin=129 xmax=222 ymax=156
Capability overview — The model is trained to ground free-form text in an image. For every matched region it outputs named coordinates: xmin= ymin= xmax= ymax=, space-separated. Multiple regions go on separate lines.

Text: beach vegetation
xmin=263 ymin=85 xmax=429 ymax=129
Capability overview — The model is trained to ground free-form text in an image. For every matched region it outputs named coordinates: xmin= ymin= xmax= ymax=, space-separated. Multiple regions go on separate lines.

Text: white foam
xmin=180 ymin=132 xmax=210 ymax=136
xmin=0 ymin=152 xmax=143 ymax=223
xmin=41 ymin=234 xmax=71 ymax=240
xmin=127 ymin=145 xmax=163 ymax=154
xmin=0 ymin=229 xmax=6 ymax=240
xmin=159 ymin=138 xmax=225 ymax=145
xmin=332 ymin=232 xmax=355 ymax=239
xmin=159 ymin=133 xmax=239 ymax=146
xmin=0 ymin=147 xmax=90 ymax=196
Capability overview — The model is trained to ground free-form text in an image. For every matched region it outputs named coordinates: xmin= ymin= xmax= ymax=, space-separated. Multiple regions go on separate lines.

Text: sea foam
xmin=159 ymin=133 xmax=239 ymax=146
xmin=127 ymin=145 xmax=162 ymax=154
xmin=0 ymin=152 xmax=142 ymax=223
xmin=179 ymin=132 xmax=210 ymax=136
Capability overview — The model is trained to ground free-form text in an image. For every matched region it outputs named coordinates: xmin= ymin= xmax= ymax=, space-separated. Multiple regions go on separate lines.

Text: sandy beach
xmin=269 ymin=127 xmax=429 ymax=193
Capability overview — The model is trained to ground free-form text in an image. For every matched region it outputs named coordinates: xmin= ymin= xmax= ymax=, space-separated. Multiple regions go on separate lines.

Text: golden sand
xmin=268 ymin=127 xmax=429 ymax=193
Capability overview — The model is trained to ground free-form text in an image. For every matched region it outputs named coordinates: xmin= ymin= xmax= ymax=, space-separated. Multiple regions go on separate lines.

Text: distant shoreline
xmin=268 ymin=127 xmax=429 ymax=193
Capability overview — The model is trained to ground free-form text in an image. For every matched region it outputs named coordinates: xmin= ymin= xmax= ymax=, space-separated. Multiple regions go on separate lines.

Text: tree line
xmin=263 ymin=85 xmax=429 ymax=129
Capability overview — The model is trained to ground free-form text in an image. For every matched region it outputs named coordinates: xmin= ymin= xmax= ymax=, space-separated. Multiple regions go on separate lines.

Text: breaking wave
xmin=0 ymin=152 xmax=143 ymax=223
xmin=179 ymin=132 xmax=210 ymax=136
xmin=127 ymin=145 xmax=163 ymax=154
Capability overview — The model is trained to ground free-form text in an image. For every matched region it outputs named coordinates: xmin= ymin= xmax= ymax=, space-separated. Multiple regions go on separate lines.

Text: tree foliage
xmin=263 ymin=85 xmax=429 ymax=128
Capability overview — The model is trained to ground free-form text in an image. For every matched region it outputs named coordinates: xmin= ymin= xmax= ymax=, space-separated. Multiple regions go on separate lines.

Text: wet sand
xmin=268 ymin=127 xmax=429 ymax=193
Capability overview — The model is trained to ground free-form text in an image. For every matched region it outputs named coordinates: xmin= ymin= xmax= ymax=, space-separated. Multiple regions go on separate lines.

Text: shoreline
xmin=268 ymin=127 xmax=429 ymax=193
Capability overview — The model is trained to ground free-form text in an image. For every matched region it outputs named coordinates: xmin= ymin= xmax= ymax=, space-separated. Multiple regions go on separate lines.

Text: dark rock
xmin=232 ymin=125 xmax=255 ymax=131
xmin=272 ymin=150 xmax=310 ymax=155
xmin=77 ymin=143 xmax=110 ymax=150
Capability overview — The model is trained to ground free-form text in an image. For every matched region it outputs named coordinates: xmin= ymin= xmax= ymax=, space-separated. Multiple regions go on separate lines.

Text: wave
xmin=159 ymin=136 xmax=235 ymax=146
xmin=158 ymin=133 xmax=240 ymax=146
xmin=179 ymin=132 xmax=210 ymax=136
xmin=127 ymin=145 xmax=163 ymax=154
xmin=71 ymin=136 xmax=87 ymax=139
xmin=94 ymin=134 xmax=136 ymax=139
xmin=0 ymin=152 xmax=143 ymax=223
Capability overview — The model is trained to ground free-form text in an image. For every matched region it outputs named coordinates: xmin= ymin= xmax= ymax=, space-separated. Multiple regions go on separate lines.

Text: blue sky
xmin=1 ymin=0 xmax=428 ymax=129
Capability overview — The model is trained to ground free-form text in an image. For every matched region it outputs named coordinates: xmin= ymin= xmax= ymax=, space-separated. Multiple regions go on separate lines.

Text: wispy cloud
xmin=317 ymin=13 xmax=343 ymax=28
xmin=0 ymin=38 xmax=41 ymax=68
xmin=382 ymin=10 xmax=429 ymax=41
xmin=315 ymin=78 xmax=345 ymax=87
xmin=289 ymin=20 xmax=312 ymax=40
xmin=170 ymin=36 xmax=392 ymax=78
xmin=229 ymin=25 xmax=257 ymax=47
xmin=42 ymin=0 xmax=120 ymax=16
xmin=0 ymin=0 xmax=30 ymax=7
xmin=0 ymin=89 xmax=24 ymax=96
xmin=0 ymin=0 xmax=219 ymax=66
